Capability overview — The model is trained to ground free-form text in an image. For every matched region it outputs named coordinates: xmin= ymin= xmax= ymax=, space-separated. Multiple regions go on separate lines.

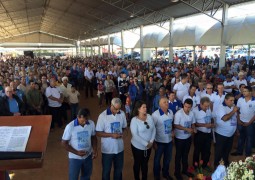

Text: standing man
xmin=62 ymin=108 xmax=98 ymax=180
xmin=26 ymin=80 xmax=43 ymax=115
xmin=96 ymin=98 xmax=127 ymax=180
xmin=118 ymin=73 xmax=129 ymax=106
xmin=211 ymin=83 xmax=227 ymax=112
xmin=174 ymin=99 xmax=196 ymax=180
xmin=173 ymin=73 xmax=190 ymax=102
xmin=152 ymin=97 xmax=174 ymax=180
xmin=183 ymin=85 xmax=200 ymax=109
xmin=84 ymin=66 xmax=94 ymax=98
xmin=231 ymin=86 xmax=255 ymax=157
xmin=193 ymin=97 xmax=214 ymax=169
xmin=45 ymin=77 xmax=63 ymax=130
xmin=213 ymin=93 xmax=238 ymax=168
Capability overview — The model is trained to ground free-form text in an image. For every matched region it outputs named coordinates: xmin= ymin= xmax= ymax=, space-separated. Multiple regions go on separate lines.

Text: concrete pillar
xmin=131 ymin=48 xmax=134 ymax=59
xmin=108 ymin=34 xmax=111 ymax=58
xmin=121 ymin=30 xmax=124 ymax=59
xmin=193 ymin=45 xmax=196 ymax=66
xmin=169 ymin=17 xmax=174 ymax=63
xmin=85 ymin=45 xmax=87 ymax=57
xmin=140 ymin=25 xmax=144 ymax=61
xmin=155 ymin=47 xmax=158 ymax=61
xmin=219 ymin=3 xmax=229 ymax=69
xmin=248 ymin=44 xmax=251 ymax=63
xmin=98 ymin=37 xmax=101 ymax=56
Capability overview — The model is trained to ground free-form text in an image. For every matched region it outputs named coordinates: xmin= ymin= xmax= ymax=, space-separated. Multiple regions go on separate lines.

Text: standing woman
xmin=104 ymin=75 xmax=115 ymax=106
xmin=130 ymin=100 xmax=156 ymax=180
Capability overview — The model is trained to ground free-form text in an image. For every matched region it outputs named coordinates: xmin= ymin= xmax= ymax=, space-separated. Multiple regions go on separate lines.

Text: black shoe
xmin=182 ymin=171 xmax=194 ymax=178
xmin=163 ymin=174 xmax=173 ymax=180
xmin=174 ymin=174 xmax=183 ymax=180
xmin=230 ymin=152 xmax=242 ymax=156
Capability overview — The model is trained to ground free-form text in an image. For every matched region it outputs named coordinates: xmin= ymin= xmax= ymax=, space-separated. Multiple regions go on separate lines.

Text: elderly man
xmin=45 ymin=77 xmax=64 ymax=130
xmin=152 ymin=97 xmax=174 ymax=180
xmin=59 ymin=76 xmax=72 ymax=123
xmin=96 ymin=98 xmax=127 ymax=180
xmin=193 ymin=97 xmax=214 ymax=169
xmin=0 ymin=86 xmax=24 ymax=116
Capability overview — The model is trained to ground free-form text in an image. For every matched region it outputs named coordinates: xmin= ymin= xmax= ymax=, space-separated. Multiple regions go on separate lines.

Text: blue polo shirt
xmin=168 ymin=99 xmax=182 ymax=115
xmin=8 ymin=98 xmax=19 ymax=113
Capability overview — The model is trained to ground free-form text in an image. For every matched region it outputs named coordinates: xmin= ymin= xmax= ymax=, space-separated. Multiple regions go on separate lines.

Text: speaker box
xmin=24 ymin=51 xmax=34 ymax=58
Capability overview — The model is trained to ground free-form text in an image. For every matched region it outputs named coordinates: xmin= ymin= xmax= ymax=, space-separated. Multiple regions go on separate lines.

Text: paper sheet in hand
xmin=0 ymin=126 xmax=32 ymax=152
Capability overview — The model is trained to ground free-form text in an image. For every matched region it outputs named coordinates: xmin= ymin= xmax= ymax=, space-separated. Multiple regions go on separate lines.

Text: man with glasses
xmin=96 ymin=98 xmax=127 ymax=180
xmin=201 ymin=83 xmax=215 ymax=110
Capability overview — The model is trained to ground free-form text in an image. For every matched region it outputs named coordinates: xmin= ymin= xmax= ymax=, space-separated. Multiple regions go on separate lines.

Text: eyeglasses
xmin=207 ymin=88 xmax=213 ymax=89
xmin=144 ymin=121 xmax=150 ymax=129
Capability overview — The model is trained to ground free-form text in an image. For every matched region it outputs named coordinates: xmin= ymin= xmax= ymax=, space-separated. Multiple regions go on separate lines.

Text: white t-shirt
xmin=193 ymin=106 xmax=212 ymax=133
xmin=68 ymin=91 xmax=80 ymax=104
xmin=183 ymin=94 xmax=200 ymax=109
xmin=174 ymin=109 xmax=195 ymax=139
xmin=152 ymin=108 xmax=173 ymax=143
xmin=62 ymin=119 xmax=96 ymax=159
xmin=130 ymin=115 xmax=156 ymax=150
xmin=195 ymin=88 xmax=205 ymax=98
xmin=223 ymin=81 xmax=235 ymax=93
xmin=173 ymin=82 xmax=190 ymax=102
xmin=96 ymin=108 xmax=127 ymax=154
xmin=211 ymin=92 xmax=227 ymax=114
xmin=213 ymin=103 xmax=237 ymax=137
xmin=237 ymin=97 xmax=255 ymax=123
xmin=45 ymin=86 xmax=62 ymax=107
xmin=234 ymin=79 xmax=247 ymax=89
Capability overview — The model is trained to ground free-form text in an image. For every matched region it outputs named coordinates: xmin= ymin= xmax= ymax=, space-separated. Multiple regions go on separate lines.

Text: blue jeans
xmin=153 ymin=141 xmax=172 ymax=177
xmin=102 ymin=151 xmax=124 ymax=180
xmin=237 ymin=123 xmax=254 ymax=156
xmin=69 ymin=155 xmax=92 ymax=180
xmin=70 ymin=103 xmax=79 ymax=121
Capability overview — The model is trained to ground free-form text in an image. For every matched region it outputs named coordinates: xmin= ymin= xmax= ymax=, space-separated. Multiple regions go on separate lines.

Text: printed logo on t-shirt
xmin=184 ymin=121 xmax=191 ymax=134
xmin=230 ymin=117 xmax=237 ymax=126
xmin=111 ymin=122 xmax=121 ymax=134
xmin=204 ymin=116 xmax=211 ymax=124
xmin=164 ymin=119 xmax=172 ymax=134
xmin=77 ymin=131 xmax=89 ymax=149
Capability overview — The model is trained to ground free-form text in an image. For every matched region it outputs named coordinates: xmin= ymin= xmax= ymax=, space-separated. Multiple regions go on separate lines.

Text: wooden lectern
xmin=0 ymin=115 xmax=51 ymax=180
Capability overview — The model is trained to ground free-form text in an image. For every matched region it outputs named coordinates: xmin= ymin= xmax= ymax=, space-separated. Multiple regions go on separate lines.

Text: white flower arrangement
xmin=224 ymin=155 xmax=255 ymax=180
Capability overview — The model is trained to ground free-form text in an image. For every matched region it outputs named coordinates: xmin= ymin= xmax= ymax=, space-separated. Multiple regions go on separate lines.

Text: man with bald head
xmin=0 ymin=86 xmax=24 ymax=116
xmin=152 ymin=97 xmax=174 ymax=180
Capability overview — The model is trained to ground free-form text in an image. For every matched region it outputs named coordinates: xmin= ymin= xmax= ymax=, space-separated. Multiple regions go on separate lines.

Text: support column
xmin=155 ymin=47 xmax=158 ymax=61
xmin=91 ymin=46 xmax=93 ymax=57
xmin=85 ymin=45 xmax=87 ymax=57
xmin=131 ymin=48 xmax=134 ymax=59
xmin=111 ymin=44 xmax=114 ymax=55
xmin=121 ymin=30 xmax=124 ymax=60
xmin=140 ymin=25 xmax=144 ymax=61
xmin=248 ymin=44 xmax=251 ymax=63
xmin=75 ymin=41 xmax=79 ymax=56
xmin=193 ymin=45 xmax=196 ymax=66
xmin=108 ymin=34 xmax=111 ymax=58
xmin=169 ymin=17 xmax=174 ymax=63
xmin=98 ymin=37 xmax=101 ymax=56
xmin=219 ymin=3 xmax=229 ymax=69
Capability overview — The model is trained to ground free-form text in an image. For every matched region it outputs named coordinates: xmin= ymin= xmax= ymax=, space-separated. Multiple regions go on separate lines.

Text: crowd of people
xmin=1 ymin=55 xmax=255 ymax=180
